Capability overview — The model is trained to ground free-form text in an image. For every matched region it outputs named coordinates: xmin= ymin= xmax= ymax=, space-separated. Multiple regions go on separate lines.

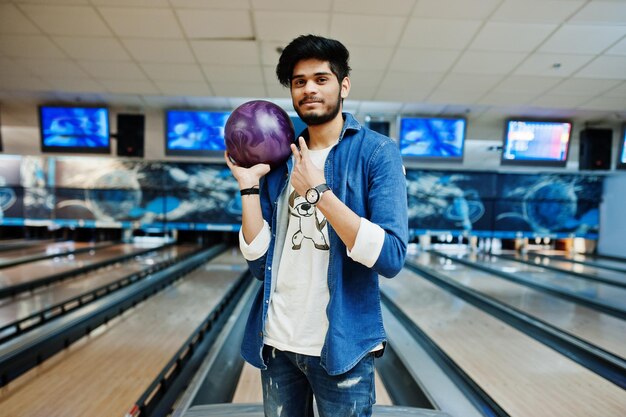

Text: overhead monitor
xmin=501 ymin=119 xmax=572 ymax=167
xmin=618 ymin=123 xmax=626 ymax=170
xmin=39 ymin=105 xmax=110 ymax=154
xmin=398 ymin=116 xmax=466 ymax=161
xmin=165 ymin=109 xmax=230 ymax=157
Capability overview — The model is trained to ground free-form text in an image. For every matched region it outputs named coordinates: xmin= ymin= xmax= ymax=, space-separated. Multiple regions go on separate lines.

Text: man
xmin=225 ymin=34 xmax=408 ymax=417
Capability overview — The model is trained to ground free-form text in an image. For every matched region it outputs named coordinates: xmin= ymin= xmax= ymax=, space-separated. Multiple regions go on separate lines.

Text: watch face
xmin=305 ymin=188 xmax=319 ymax=204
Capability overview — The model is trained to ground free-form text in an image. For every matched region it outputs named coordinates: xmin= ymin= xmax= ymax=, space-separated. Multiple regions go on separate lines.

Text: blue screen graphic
xmin=166 ymin=110 xmax=230 ymax=152
xmin=503 ymin=120 xmax=571 ymax=162
xmin=621 ymin=129 xmax=626 ymax=164
xmin=40 ymin=107 xmax=109 ymax=149
xmin=399 ymin=117 xmax=465 ymax=158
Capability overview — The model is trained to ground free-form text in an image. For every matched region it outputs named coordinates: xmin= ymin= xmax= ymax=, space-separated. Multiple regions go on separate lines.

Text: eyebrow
xmin=292 ymin=71 xmax=333 ymax=80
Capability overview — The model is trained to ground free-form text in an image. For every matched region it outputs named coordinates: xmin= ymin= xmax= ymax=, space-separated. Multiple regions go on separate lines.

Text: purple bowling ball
xmin=225 ymin=100 xmax=295 ymax=168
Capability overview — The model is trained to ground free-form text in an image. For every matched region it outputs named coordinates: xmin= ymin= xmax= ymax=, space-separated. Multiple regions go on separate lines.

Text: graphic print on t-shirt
xmin=288 ymin=189 xmax=329 ymax=250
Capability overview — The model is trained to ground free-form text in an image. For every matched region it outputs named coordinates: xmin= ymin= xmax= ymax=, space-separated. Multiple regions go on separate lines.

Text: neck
xmin=307 ymin=112 xmax=344 ymax=150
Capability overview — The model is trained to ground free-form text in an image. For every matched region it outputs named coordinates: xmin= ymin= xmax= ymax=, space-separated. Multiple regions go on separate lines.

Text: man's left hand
xmin=290 ymin=137 xmax=326 ymax=196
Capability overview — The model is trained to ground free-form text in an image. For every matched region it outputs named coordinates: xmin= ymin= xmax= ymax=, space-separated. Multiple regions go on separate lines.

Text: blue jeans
xmin=260 ymin=346 xmax=376 ymax=417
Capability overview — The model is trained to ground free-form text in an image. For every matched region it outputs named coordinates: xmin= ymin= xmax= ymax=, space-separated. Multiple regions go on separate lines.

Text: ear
xmin=340 ymin=76 xmax=351 ymax=99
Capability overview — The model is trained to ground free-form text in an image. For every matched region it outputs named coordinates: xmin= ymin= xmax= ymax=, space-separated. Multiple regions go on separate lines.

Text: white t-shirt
xmin=264 ymin=145 xmax=333 ymax=356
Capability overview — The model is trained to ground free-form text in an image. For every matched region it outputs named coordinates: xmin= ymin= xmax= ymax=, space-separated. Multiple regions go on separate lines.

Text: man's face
xmin=290 ymin=59 xmax=350 ymax=126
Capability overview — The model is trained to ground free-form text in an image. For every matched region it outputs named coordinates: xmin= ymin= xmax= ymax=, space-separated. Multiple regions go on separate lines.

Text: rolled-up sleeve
xmin=347 ymin=217 xmax=385 ymax=268
xmin=239 ymin=220 xmax=271 ymax=261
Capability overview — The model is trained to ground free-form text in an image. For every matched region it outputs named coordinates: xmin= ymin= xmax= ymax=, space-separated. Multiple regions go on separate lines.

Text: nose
xmin=303 ymin=80 xmax=318 ymax=95
xmin=302 ymin=203 xmax=311 ymax=211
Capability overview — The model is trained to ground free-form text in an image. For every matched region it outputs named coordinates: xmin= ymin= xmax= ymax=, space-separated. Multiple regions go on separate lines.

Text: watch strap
xmin=240 ymin=187 xmax=260 ymax=196
xmin=315 ymin=183 xmax=331 ymax=194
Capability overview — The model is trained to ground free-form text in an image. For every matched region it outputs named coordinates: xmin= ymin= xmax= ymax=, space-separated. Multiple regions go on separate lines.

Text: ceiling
xmin=1 ymin=0 xmax=625 ymax=128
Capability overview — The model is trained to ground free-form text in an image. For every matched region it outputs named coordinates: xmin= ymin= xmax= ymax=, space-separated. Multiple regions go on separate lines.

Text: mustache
xmin=299 ymin=97 xmax=323 ymax=106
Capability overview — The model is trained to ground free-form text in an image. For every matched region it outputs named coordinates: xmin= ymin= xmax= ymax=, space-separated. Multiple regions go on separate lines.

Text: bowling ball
xmin=225 ymin=100 xmax=295 ymax=168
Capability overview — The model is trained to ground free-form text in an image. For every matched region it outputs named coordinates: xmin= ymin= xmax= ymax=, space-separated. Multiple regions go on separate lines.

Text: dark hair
xmin=276 ymin=35 xmax=351 ymax=87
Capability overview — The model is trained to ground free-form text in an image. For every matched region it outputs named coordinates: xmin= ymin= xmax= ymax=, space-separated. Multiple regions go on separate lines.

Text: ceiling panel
xmin=251 ymin=0 xmax=331 ymax=12
xmin=539 ymin=24 xmax=626 ymax=54
xmin=569 ymin=1 xmax=626 ymax=25
xmin=413 ymin=0 xmax=500 ymax=20
xmin=492 ymin=75 xmax=563 ymax=95
xmin=491 ymin=0 xmax=585 ymax=24
xmin=389 ymin=48 xmax=461 ymax=73
xmin=548 ymin=78 xmax=622 ymax=96
xmin=452 ymin=51 xmax=527 ymax=75
xmin=19 ymin=4 xmax=111 ymax=36
xmin=0 ymin=35 xmax=67 ymax=59
xmin=99 ymin=79 xmax=159 ymax=94
xmin=13 ymin=58 xmax=90 ymax=79
xmin=254 ymin=11 xmax=329 ymax=41
xmin=122 ymin=39 xmax=196 ymax=63
xmin=79 ymin=61 xmax=147 ymax=80
xmin=46 ymin=78 xmax=104 ymax=93
xmin=0 ymin=4 xmax=41 ymax=34
xmin=531 ymin=94 xmax=591 ymax=109
xmin=171 ymin=0 xmax=249 ymax=9
xmin=469 ymin=22 xmax=558 ymax=52
xmin=331 ymin=14 xmax=405 ymax=46
xmin=202 ymin=65 xmax=264 ymax=84
xmin=154 ymin=80 xmax=212 ymax=96
xmin=98 ymin=7 xmax=184 ymax=38
xmin=141 ymin=63 xmax=206 ymax=82
xmin=333 ymin=0 xmax=414 ymax=16
xmin=191 ymin=40 xmax=259 ymax=66
xmin=574 ymin=56 xmax=626 ymax=79
xmin=438 ymin=73 xmax=504 ymax=92
xmin=513 ymin=53 xmax=594 ymax=77
xmin=54 ymin=36 xmax=130 ymax=61
xmin=401 ymin=19 xmax=482 ymax=49
xmin=176 ymin=9 xmax=253 ymax=39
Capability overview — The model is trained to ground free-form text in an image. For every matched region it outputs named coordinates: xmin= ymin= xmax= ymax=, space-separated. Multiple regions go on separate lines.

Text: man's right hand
xmin=224 ymin=151 xmax=271 ymax=189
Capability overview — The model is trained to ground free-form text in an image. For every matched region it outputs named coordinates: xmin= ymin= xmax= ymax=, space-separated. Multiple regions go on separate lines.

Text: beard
xmin=294 ymin=92 xmax=342 ymax=126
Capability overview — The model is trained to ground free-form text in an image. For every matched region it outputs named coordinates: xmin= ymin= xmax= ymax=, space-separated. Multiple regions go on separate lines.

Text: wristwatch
xmin=305 ymin=183 xmax=330 ymax=205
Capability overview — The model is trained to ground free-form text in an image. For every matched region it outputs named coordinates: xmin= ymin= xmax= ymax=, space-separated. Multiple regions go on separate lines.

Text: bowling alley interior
xmin=0 ymin=1 xmax=625 ymax=417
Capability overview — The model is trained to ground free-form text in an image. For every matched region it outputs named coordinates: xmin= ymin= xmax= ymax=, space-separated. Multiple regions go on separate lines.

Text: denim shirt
xmin=241 ymin=112 xmax=408 ymax=376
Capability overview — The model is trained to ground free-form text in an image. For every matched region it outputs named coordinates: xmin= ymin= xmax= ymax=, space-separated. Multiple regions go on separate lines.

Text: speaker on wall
xmin=117 ymin=114 xmax=144 ymax=157
xmin=367 ymin=120 xmax=390 ymax=137
xmin=579 ymin=128 xmax=612 ymax=170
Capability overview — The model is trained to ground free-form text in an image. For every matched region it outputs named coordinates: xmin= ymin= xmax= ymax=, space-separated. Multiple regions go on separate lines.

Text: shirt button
xmin=265 ymin=300 xmax=269 ymax=304
xmin=259 ymin=332 xmax=263 ymax=337
xmin=267 ymin=266 xmax=271 ymax=270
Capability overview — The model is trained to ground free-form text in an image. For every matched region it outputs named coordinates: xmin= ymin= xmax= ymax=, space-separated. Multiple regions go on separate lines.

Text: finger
xmin=290 ymin=143 xmax=301 ymax=163
xmin=298 ymin=137 xmax=309 ymax=158
xmin=253 ymin=163 xmax=271 ymax=176
xmin=224 ymin=151 xmax=235 ymax=169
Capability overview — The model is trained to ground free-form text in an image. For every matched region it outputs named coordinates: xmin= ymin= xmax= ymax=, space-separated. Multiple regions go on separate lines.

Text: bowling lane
xmin=460 ymin=252 xmax=626 ymax=311
xmin=381 ymin=268 xmax=626 ymax=417
xmin=509 ymin=253 xmax=626 ymax=286
xmin=0 ymin=248 xmax=247 ymax=417
xmin=0 ymin=242 xmax=161 ymax=292
xmin=408 ymin=252 xmax=626 ymax=358
xmin=544 ymin=252 xmax=626 ymax=273
xmin=0 ymin=241 xmax=98 ymax=266
xmin=0 ymin=245 xmax=198 ymax=331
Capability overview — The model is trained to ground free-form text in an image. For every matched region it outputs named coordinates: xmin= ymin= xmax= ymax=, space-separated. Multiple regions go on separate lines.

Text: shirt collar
xmin=298 ymin=112 xmax=362 ymax=144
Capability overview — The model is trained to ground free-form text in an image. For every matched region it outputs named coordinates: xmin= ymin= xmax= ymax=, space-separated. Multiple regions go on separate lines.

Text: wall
xmin=598 ymin=172 xmax=626 ymax=259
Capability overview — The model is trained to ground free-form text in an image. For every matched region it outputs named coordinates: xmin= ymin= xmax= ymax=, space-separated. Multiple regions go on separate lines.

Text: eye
xmin=292 ymin=79 xmax=305 ymax=87
xmin=317 ymin=77 xmax=328 ymax=84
